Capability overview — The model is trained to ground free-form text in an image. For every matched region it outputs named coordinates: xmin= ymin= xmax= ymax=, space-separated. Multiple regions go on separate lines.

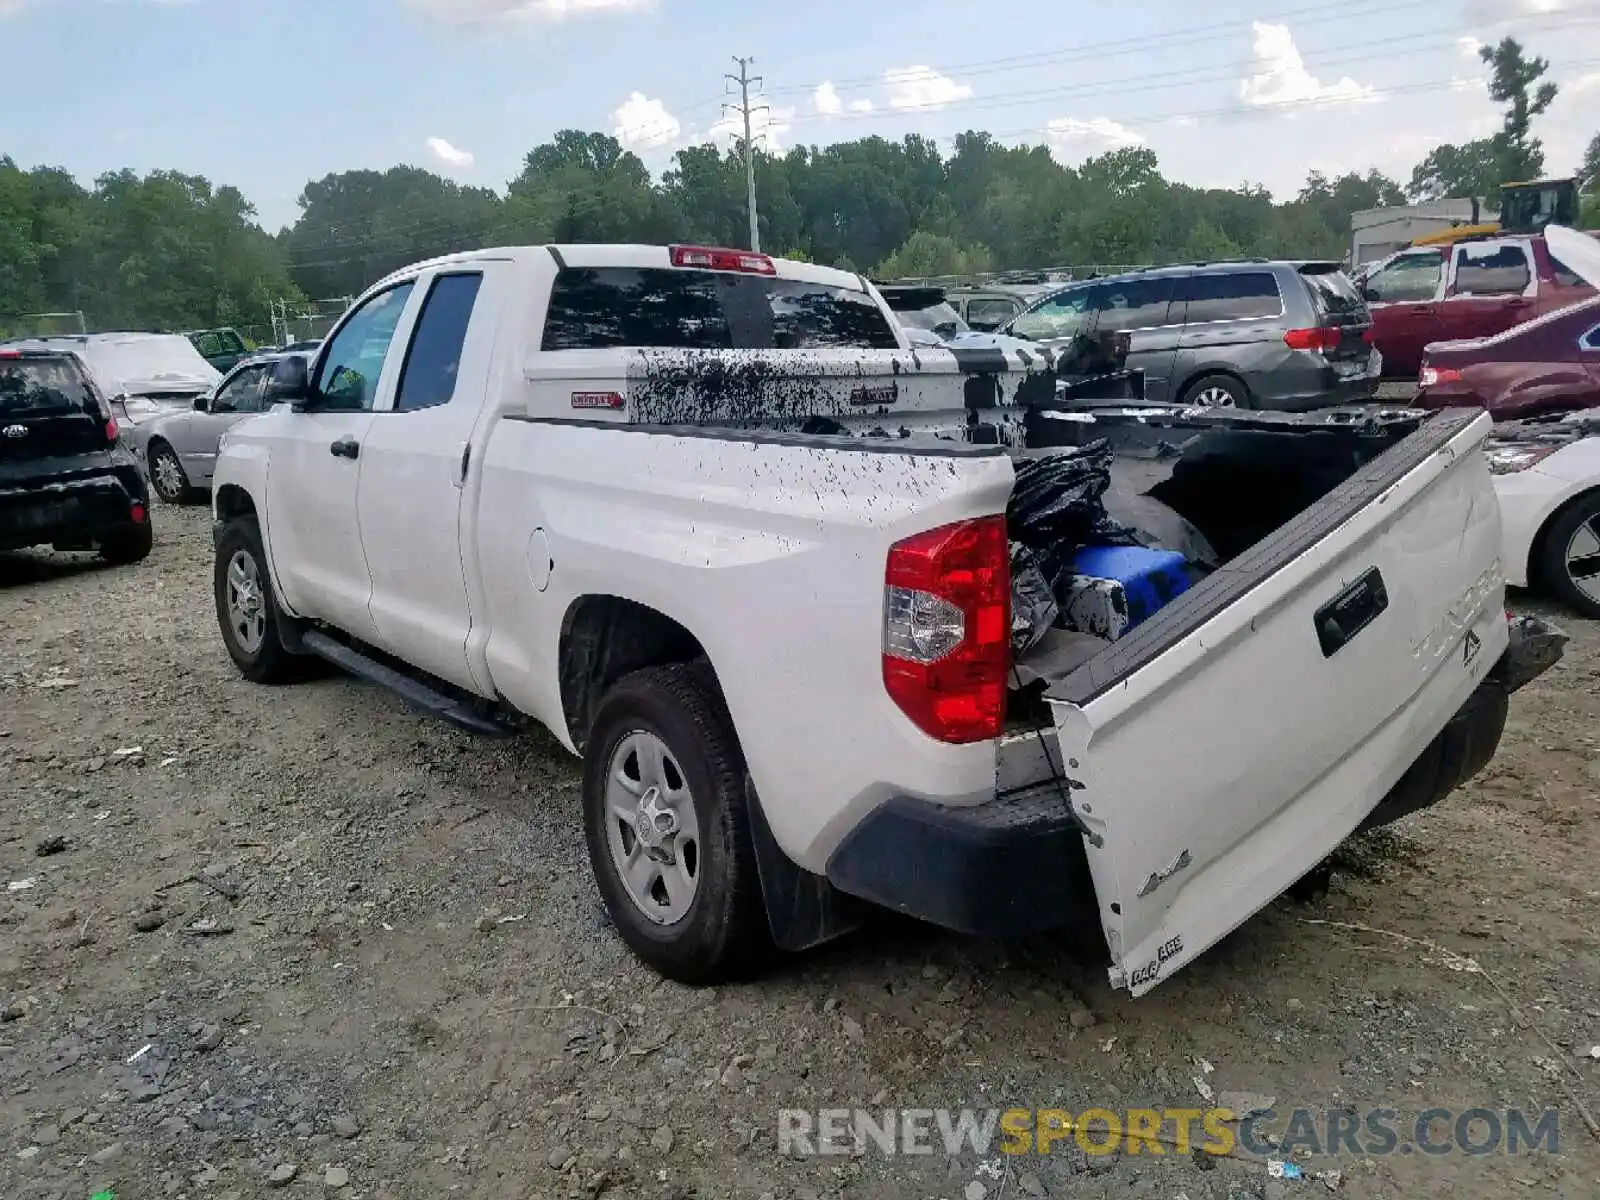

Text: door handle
xmin=329 ymin=437 xmax=360 ymax=460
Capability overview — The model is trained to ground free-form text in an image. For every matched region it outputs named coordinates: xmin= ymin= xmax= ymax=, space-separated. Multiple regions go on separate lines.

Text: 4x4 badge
xmin=2 ymin=424 xmax=27 ymax=439
xmin=1463 ymin=629 xmax=1482 ymax=668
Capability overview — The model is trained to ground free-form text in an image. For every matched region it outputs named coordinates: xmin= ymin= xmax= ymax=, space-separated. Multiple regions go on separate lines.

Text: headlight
xmin=1484 ymin=443 xmax=1558 ymax=474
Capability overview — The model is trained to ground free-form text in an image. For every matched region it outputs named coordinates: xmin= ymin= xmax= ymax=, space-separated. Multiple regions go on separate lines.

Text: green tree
xmin=1581 ymin=134 xmax=1600 ymax=226
xmin=1483 ymin=36 xmax=1558 ymax=183
xmin=1408 ymin=38 xmax=1558 ymax=201
xmin=495 ymin=130 xmax=680 ymax=246
xmin=874 ymin=231 xmax=994 ymax=278
xmin=284 ymin=166 xmax=500 ymax=299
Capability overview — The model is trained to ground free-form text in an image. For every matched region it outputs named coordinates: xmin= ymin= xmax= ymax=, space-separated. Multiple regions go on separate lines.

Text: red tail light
xmin=1283 ymin=326 xmax=1341 ymax=354
xmin=0 ymin=349 xmax=20 ymax=359
xmin=105 ymin=417 xmax=119 ymax=443
xmin=882 ymin=516 xmax=1010 ymax=744
xmin=669 ymin=244 xmax=777 ymax=275
xmin=1361 ymin=327 xmax=1375 ymax=344
xmin=1419 ymin=365 xmax=1462 ymax=388
xmin=130 ymin=503 xmax=147 ymax=524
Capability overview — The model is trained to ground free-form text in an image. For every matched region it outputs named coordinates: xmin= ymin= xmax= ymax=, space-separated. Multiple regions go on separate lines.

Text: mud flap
xmin=745 ymin=777 xmax=864 ymax=952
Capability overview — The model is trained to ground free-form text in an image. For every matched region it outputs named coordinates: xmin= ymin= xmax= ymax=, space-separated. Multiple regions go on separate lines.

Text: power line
xmin=599 ymin=7 xmax=1594 ymax=152
xmin=759 ymin=0 xmax=1441 ymax=98
xmin=967 ymin=58 xmax=1600 ymax=147
xmin=770 ymin=13 xmax=1600 ymax=134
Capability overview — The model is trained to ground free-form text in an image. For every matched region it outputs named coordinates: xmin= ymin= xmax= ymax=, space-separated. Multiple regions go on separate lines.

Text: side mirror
xmin=1361 ymin=286 xmax=1381 ymax=302
xmin=193 ymin=395 xmax=209 ymax=412
xmin=264 ymin=356 xmax=313 ymax=407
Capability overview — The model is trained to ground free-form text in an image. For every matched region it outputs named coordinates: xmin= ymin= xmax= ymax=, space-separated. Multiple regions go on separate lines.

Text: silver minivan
xmin=1000 ymin=261 xmax=1380 ymax=409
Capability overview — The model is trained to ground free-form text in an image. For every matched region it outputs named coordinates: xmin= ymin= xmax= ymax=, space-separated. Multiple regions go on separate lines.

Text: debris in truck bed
xmin=1060 ymin=545 xmax=1195 ymax=637
xmin=1006 ymin=441 xmax=1133 ymax=553
xmin=1009 ymin=544 xmax=1059 ymax=656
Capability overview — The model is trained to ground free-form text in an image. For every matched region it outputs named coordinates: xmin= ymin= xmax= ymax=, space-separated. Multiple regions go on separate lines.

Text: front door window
xmin=314 ymin=284 xmax=416 ymax=411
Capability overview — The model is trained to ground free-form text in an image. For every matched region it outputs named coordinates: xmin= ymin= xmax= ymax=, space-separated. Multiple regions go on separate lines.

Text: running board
xmin=299 ymin=630 xmax=512 ymax=738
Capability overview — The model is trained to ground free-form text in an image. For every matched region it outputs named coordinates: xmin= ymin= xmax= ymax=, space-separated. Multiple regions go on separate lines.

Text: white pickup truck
xmin=209 ymin=242 xmax=1560 ymax=994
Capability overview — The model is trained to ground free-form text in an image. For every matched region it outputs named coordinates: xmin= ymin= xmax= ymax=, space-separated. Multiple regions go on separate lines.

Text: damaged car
xmin=203 ymin=241 xmax=1562 ymax=996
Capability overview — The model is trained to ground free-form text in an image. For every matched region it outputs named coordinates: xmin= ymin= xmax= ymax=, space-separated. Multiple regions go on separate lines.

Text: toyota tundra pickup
xmin=208 ymin=242 xmax=1559 ymax=994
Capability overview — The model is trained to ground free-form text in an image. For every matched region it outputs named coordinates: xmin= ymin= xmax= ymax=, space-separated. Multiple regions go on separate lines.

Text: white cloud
xmin=1570 ymin=70 xmax=1600 ymax=94
xmin=811 ymin=82 xmax=842 ymax=117
xmin=425 ymin=136 xmax=474 ymax=168
xmin=1238 ymin=22 xmax=1377 ymax=109
xmin=883 ymin=65 xmax=973 ymax=111
xmin=0 ymin=0 xmax=27 ymax=13
xmin=1458 ymin=35 xmax=1484 ymax=59
xmin=611 ymin=91 xmax=680 ymax=150
xmin=849 ymin=98 xmax=874 ymax=114
xmin=1451 ymin=74 xmax=1488 ymax=93
xmin=406 ymin=0 xmax=654 ymax=23
xmin=1044 ymin=117 xmax=1145 ymax=163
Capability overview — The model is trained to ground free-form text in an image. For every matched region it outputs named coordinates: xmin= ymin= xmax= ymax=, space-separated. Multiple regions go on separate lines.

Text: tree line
xmin=1 ymin=36 xmax=1595 ymax=338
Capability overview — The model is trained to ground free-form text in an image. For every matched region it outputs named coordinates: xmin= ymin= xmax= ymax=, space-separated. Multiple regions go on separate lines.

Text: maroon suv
xmin=1358 ymin=233 xmax=1593 ymax=379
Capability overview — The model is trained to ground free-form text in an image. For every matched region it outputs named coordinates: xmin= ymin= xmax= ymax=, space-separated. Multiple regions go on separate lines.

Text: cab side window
xmin=1450 ymin=243 xmax=1532 ymax=297
xmin=315 ymin=283 xmax=417 ymax=412
xmin=393 ymin=273 xmax=484 ymax=412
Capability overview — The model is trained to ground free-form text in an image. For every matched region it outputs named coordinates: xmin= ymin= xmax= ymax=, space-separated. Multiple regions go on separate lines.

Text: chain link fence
xmin=0 ymin=311 xmax=88 ymax=341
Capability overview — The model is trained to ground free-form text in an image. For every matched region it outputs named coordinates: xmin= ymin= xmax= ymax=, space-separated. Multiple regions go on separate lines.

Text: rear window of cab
xmin=541 ymin=268 xmax=900 ymax=352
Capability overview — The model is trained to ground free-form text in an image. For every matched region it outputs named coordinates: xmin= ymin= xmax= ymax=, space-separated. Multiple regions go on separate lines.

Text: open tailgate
xmin=1045 ymin=408 xmax=1506 ymax=995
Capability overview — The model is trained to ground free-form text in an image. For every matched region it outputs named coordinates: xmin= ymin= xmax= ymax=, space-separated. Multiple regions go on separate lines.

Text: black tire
xmin=98 ymin=520 xmax=153 ymax=565
xmin=1537 ymin=490 xmax=1600 ymax=620
xmin=148 ymin=442 xmax=191 ymax=504
xmin=582 ymin=661 xmax=771 ymax=984
xmin=213 ymin=516 xmax=298 ymax=684
xmin=1179 ymin=373 xmax=1249 ymax=409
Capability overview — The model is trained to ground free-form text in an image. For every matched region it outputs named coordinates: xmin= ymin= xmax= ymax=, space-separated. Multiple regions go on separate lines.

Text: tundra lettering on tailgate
xmin=849 ymin=384 xmax=899 ymax=407
xmin=1129 ymin=935 xmax=1185 ymax=989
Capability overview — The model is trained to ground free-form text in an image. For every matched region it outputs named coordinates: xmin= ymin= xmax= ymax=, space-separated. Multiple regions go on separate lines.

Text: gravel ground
xmin=2 ymin=504 xmax=1598 ymax=1200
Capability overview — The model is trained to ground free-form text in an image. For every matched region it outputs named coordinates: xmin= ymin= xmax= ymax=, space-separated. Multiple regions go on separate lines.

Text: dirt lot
xmin=2 ymin=505 xmax=1598 ymax=1200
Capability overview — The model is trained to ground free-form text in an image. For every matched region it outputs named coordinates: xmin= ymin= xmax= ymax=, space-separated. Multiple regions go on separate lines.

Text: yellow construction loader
xmin=1410 ymin=177 xmax=1581 ymax=246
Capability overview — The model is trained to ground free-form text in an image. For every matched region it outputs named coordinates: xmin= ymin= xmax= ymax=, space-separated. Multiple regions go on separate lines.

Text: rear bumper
xmin=0 ymin=469 xmax=149 ymax=553
xmin=1256 ymin=370 xmax=1379 ymax=412
xmin=823 ymin=617 xmax=1563 ymax=937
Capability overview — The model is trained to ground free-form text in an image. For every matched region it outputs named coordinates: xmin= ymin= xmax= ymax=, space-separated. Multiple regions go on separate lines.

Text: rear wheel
xmin=582 ymin=662 xmax=770 ymax=983
xmin=1538 ymin=490 xmax=1600 ymax=620
xmin=1180 ymin=373 xmax=1249 ymax=409
xmin=214 ymin=516 xmax=297 ymax=683
xmin=98 ymin=520 xmax=153 ymax=565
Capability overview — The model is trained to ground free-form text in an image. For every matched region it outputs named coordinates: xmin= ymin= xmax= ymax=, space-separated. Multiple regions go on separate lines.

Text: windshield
xmin=78 ymin=335 xmax=221 ymax=395
xmin=894 ymin=302 xmax=968 ymax=338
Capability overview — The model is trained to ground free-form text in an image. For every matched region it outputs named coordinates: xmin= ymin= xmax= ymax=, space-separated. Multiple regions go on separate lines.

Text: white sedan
xmin=1490 ymin=409 xmax=1600 ymax=618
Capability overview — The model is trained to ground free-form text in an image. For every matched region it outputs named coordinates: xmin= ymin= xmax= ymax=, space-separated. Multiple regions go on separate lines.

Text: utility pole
xmin=725 ymin=56 xmax=767 ymax=253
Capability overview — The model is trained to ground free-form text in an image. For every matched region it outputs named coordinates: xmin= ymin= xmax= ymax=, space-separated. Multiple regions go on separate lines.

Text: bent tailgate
xmin=1045 ymin=407 xmax=1505 ymax=995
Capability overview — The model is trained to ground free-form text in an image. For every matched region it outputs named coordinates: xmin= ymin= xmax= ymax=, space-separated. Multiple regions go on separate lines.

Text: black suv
xmin=0 ymin=347 xmax=153 ymax=563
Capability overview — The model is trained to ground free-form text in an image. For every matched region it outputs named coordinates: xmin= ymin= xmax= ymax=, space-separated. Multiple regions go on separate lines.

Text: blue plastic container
xmin=1064 ymin=545 xmax=1193 ymax=635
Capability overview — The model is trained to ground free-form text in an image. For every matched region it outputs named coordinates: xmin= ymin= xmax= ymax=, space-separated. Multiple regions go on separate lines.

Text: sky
xmin=0 ymin=0 xmax=1597 ymax=233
